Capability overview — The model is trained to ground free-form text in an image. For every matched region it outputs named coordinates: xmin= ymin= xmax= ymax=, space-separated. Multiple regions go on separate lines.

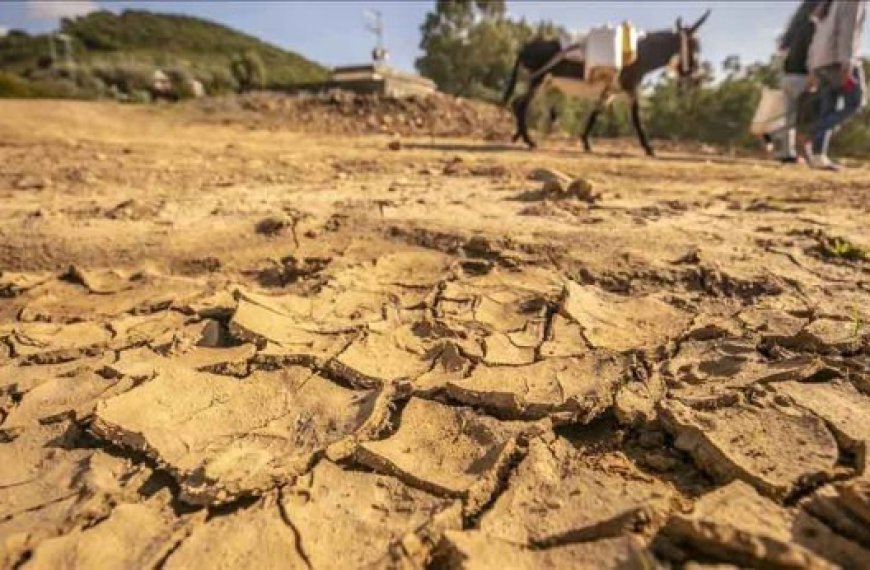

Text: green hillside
xmin=0 ymin=9 xmax=328 ymax=98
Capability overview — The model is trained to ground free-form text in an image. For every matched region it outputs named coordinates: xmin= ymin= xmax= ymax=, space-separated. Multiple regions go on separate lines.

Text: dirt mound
xmin=192 ymin=90 xmax=514 ymax=139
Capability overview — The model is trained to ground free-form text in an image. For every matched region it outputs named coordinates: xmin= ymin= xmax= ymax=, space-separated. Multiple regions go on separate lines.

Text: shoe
xmin=807 ymin=153 xmax=843 ymax=171
xmin=777 ymin=156 xmax=799 ymax=164
xmin=823 ymin=157 xmax=844 ymax=171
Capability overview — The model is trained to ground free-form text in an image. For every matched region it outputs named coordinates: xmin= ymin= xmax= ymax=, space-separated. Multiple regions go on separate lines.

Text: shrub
xmin=128 ymin=89 xmax=152 ymax=104
xmin=204 ymin=67 xmax=238 ymax=95
xmin=231 ymin=50 xmax=266 ymax=92
xmin=92 ymin=62 xmax=153 ymax=94
xmin=0 ymin=71 xmax=36 ymax=97
xmin=165 ymin=66 xmax=197 ymax=99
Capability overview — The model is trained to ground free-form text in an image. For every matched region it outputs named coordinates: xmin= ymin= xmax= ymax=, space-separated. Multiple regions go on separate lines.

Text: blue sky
xmin=2 ymin=1 xmax=868 ymax=74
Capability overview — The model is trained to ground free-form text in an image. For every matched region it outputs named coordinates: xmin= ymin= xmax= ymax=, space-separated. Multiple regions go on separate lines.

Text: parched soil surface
xmin=1 ymin=98 xmax=869 ymax=569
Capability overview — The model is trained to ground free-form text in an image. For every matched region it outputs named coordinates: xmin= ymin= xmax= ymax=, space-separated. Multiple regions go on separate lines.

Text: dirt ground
xmin=1 ymin=98 xmax=869 ymax=569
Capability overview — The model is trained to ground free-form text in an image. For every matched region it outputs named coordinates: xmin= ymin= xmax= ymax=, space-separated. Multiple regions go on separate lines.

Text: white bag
xmin=750 ymin=88 xmax=787 ymax=136
xmin=585 ymin=25 xmax=622 ymax=81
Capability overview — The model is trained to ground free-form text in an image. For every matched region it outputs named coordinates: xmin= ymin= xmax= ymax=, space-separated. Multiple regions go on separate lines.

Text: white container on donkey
xmin=585 ymin=25 xmax=623 ymax=83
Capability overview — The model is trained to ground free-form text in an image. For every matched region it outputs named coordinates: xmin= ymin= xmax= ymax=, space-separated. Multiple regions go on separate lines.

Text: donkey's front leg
xmin=513 ymin=79 xmax=543 ymax=149
xmin=630 ymin=96 xmax=655 ymax=157
xmin=581 ymin=109 xmax=600 ymax=153
xmin=511 ymin=97 xmax=529 ymax=146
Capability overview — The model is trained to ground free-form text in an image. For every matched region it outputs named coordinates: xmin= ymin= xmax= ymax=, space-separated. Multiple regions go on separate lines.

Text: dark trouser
xmin=811 ymin=63 xmax=866 ymax=156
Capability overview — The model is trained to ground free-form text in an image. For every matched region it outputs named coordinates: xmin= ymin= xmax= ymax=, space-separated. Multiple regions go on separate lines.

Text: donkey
xmin=503 ymin=11 xmax=711 ymax=156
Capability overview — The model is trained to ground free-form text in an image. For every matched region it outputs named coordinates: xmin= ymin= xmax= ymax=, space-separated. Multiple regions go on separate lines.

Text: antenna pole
xmin=48 ymin=34 xmax=57 ymax=63
xmin=365 ymin=10 xmax=387 ymax=64
xmin=56 ymin=33 xmax=75 ymax=80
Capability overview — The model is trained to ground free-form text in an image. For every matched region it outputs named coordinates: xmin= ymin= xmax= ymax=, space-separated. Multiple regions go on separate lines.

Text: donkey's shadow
xmin=399 ymin=141 xmax=628 ymax=158
xmin=397 ymin=140 xmax=750 ymax=167
xmin=398 ymin=142 xmax=520 ymax=153
xmin=398 ymin=140 xmax=651 ymax=160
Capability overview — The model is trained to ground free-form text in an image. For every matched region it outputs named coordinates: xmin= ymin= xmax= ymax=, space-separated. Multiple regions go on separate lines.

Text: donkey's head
xmin=673 ymin=9 xmax=711 ymax=89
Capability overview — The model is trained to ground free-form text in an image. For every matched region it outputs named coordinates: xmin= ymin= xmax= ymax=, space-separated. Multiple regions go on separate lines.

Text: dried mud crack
xmin=1 ymin=99 xmax=869 ymax=568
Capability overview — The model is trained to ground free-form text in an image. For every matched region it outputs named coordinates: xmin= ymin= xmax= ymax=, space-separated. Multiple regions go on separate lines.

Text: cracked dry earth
xmin=1 ymin=99 xmax=869 ymax=570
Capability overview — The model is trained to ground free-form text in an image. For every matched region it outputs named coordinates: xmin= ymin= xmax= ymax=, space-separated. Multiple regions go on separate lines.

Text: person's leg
xmin=839 ymin=64 xmax=866 ymax=123
xmin=763 ymin=132 xmax=776 ymax=155
xmin=856 ymin=64 xmax=867 ymax=109
xmin=771 ymin=121 xmax=789 ymax=159
xmin=811 ymin=65 xmax=841 ymax=157
xmin=777 ymin=74 xmax=808 ymax=160
xmin=767 ymin=83 xmax=787 ymax=158
xmin=770 ymin=88 xmax=790 ymax=158
xmin=813 ymin=64 xmax=867 ymax=157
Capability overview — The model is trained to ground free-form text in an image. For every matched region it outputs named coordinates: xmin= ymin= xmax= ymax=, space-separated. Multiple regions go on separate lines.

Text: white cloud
xmin=27 ymin=1 xmax=99 ymax=21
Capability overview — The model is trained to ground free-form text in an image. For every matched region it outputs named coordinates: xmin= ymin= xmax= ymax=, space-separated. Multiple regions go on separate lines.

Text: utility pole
xmin=48 ymin=34 xmax=57 ymax=64
xmin=52 ymin=33 xmax=75 ymax=79
xmin=364 ymin=10 xmax=388 ymax=65
xmin=57 ymin=34 xmax=73 ymax=69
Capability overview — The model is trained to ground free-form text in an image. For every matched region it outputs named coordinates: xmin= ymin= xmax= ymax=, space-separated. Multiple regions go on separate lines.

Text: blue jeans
xmin=811 ymin=64 xmax=866 ymax=156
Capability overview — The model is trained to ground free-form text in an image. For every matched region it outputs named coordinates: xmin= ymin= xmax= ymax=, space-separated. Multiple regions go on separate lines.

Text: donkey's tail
xmin=502 ymin=51 xmax=522 ymax=106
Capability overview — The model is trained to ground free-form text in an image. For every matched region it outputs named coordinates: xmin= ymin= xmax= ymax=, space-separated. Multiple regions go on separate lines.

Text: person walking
xmin=773 ymin=0 xmax=823 ymax=163
xmin=804 ymin=0 xmax=867 ymax=170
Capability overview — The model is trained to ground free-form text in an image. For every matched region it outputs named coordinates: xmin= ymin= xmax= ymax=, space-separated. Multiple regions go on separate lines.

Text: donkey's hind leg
xmin=581 ymin=88 xmax=612 ymax=153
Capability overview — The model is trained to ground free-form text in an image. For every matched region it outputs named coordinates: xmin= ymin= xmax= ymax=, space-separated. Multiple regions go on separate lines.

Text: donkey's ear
xmin=690 ymin=9 xmax=711 ymax=33
xmin=675 ymin=16 xmax=683 ymax=31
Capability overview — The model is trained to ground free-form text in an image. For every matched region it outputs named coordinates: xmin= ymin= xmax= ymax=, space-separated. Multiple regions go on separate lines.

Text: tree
xmin=462 ymin=18 xmax=533 ymax=100
xmin=415 ymin=0 xmax=532 ymax=98
xmin=721 ymin=54 xmax=742 ymax=77
xmin=231 ymin=49 xmax=266 ymax=92
xmin=744 ymin=56 xmax=782 ymax=89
